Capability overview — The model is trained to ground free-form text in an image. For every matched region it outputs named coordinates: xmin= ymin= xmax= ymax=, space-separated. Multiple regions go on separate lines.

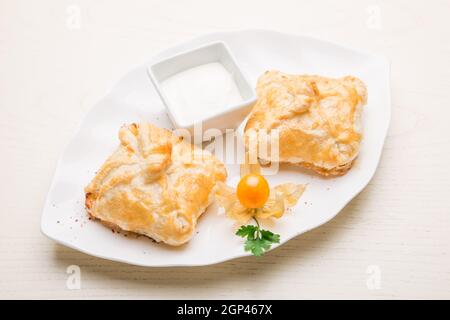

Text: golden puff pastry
xmin=85 ymin=123 xmax=227 ymax=246
xmin=244 ymin=71 xmax=367 ymax=176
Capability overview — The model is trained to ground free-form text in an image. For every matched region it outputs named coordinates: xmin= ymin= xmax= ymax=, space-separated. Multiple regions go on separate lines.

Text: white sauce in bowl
xmin=161 ymin=62 xmax=243 ymax=126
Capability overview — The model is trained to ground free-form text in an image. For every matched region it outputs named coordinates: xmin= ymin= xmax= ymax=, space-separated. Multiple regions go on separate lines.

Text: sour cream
xmin=161 ymin=62 xmax=243 ymax=126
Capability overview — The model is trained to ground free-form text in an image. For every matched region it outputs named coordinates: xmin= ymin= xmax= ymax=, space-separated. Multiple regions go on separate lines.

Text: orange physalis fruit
xmin=236 ymin=173 xmax=270 ymax=209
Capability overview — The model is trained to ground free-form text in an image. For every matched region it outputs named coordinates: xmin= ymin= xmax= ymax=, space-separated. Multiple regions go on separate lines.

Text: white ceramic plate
xmin=41 ymin=30 xmax=390 ymax=267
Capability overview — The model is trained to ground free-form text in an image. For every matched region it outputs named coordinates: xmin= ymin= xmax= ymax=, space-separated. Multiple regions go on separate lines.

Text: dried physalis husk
xmin=256 ymin=192 xmax=285 ymax=219
xmin=215 ymin=152 xmax=307 ymax=224
xmin=215 ymin=181 xmax=236 ymax=212
xmin=273 ymin=183 xmax=306 ymax=207
xmin=256 ymin=183 xmax=306 ymax=220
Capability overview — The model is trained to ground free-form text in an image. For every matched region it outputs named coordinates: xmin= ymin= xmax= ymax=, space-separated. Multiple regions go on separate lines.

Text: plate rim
xmin=41 ymin=29 xmax=391 ymax=267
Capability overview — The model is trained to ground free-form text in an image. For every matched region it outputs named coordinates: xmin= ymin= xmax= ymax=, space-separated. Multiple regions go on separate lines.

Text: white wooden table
xmin=1 ymin=0 xmax=449 ymax=299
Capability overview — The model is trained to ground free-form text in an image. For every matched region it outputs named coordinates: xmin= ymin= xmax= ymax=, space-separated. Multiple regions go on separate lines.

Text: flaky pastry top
xmin=85 ymin=123 xmax=227 ymax=246
xmin=244 ymin=71 xmax=367 ymax=175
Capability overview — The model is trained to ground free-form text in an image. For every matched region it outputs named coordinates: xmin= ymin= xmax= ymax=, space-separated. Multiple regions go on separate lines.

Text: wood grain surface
xmin=1 ymin=0 xmax=449 ymax=299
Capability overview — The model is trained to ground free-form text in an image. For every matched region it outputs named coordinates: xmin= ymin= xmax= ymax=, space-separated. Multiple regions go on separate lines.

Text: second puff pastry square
xmin=244 ymin=71 xmax=368 ymax=176
xmin=85 ymin=123 xmax=227 ymax=246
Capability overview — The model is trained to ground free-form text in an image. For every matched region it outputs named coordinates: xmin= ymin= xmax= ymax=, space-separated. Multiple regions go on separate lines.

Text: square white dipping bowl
xmin=148 ymin=41 xmax=256 ymax=137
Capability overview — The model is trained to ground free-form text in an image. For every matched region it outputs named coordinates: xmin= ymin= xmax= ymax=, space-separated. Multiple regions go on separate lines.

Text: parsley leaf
xmin=236 ymin=220 xmax=280 ymax=256
xmin=260 ymin=229 xmax=280 ymax=243
xmin=236 ymin=225 xmax=258 ymax=239
xmin=244 ymin=237 xmax=273 ymax=256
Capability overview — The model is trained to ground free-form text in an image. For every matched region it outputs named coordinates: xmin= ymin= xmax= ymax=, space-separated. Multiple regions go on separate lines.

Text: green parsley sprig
xmin=236 ymin=218 xmax=280 ymax=256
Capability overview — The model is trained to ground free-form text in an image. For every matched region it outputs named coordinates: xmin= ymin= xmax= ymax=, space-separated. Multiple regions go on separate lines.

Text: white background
xmin=1 ymin=0 xmax=449 ymax=299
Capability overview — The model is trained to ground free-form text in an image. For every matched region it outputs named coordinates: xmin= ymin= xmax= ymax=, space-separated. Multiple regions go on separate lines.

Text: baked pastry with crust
xmin=244 ymin=71 xmax=367 ymax=176
xmin=85 ymin=123 xmax=227 ymax=246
